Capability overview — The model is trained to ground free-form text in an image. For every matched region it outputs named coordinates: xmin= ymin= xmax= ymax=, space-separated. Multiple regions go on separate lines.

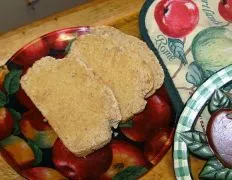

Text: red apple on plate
xmin=154 ymin=0 xmax=199 ymax=38
xmin=121 ymin=94 xmax=172 ymax=142
xmin=22 ymin=167 xmax=66 ymax=180
xmin=121 ymin=113 xmax=152 ymax=142
xmin=45 ymin=33 xmax=74 ymax=50
xmin=12 ymin=38 xmax=49 ymax=68
xmin=20 ymin=108 xmax=57 ymax=148
xmin=101 ymin=140 xmax=147 ymax=179
xmin=144 ymin=128 xmax=174 ymax=165
xmin=0 ymin=108 xmax=14 ymax=140
xmin=52 ymin=138 xmax=112 ymax=179
xmin=219 ymin=0 xmax=232 ymax=22
xmin=145 ymin=94 xmax=172 ymax=128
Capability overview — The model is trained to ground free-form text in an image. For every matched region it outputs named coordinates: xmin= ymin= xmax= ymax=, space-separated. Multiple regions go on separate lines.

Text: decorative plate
xmin=174 ymin=65 xmax=232 ymax=179
xmin=0 ymin=27 xmax=175 ymax=179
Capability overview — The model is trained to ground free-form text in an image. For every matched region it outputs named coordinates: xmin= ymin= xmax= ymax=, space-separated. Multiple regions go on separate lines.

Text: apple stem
xmin=172 ymin=43 xmax=191 ymax=80
xmin=176 ymin=86 xmax=195 ymax=95
xmin=184 ymin=47 xmax=191 ymax=56
xmin=172 ymin=62 xmax=183 ymax=79
xmin=222 ymin=22 xmax=230 ymax=27
xmin=183 ymin=38 xmax=186 ymax=44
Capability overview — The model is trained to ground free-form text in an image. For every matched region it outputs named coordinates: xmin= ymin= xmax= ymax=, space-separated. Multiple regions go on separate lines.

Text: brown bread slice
xmin=90 ymin=26 xmax=164 ymax=97
xmin=21 ymin=56 xmax=121 ymax=157
xmin=71 ymin=31 xmax=163 ymax=120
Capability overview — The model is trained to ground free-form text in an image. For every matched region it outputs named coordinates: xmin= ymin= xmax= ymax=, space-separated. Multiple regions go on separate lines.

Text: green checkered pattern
xmin=173 ymin=65 xmax=232 ymax=180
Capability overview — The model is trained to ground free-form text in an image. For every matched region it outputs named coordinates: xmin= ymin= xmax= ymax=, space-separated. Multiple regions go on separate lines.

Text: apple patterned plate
xmin=0 ymin=27 xmax=176 ymax=179
xmin=174 ymin=65 xmax=232 ymax=179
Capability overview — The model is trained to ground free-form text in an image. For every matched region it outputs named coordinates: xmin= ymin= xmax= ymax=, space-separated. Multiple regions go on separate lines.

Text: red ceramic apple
xmin=0 ymin=108 xmax=14 ymax=140
xmin=11 ymin=38 xmax=49 ymax=68
xmin=154 ymin=0 xmax=199 ymax=38
xmin=52 ymin=138 xmax=112 ymax=179
xmin=219 ymin=0 xmax=232 ymax=22
xmin=207 ymin=109 xmax=232 ymax=168
xmin=20 ymin=108 xmax=57 ymax=148
xmin=121 ymin=94 xmax=172 ymax=142
xmin=101 ymin=140 xmax=147 ymax=179
xmin=22 ymin=167 xmax=66 ymax=180
xmin=144 ymin=128 xmax=174 ymax=165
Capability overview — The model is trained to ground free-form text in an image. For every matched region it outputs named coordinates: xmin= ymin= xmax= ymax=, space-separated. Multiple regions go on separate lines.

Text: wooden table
xmin=0 ymin=0 xmax=206 ymax=179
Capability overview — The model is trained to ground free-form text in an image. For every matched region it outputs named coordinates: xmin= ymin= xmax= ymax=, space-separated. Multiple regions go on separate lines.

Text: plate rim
xmin=173 ymin=65 xmax=232 ymax=180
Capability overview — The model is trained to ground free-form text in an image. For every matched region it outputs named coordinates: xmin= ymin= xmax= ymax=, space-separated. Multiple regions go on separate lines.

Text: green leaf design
xmin=119 ymin=119 xmax=133 ymax=128
xmin=168 ymin=38 xmax=187 ymax=64
xmin=27 ymin=140 xmax=42 ymax=166
xmin=3 ymin=70 xmax=22 ymax=95
xmin=180 ymin=131 xmax=214 ymax=159
xmin=113 ymin=166 xmax=148 ymax=180
xmin=64 ymin=37 xmax=77 ymax=55
xmin=186 ymin=62 xmax=207 ymax=87
xmin=208 ymin=90 xmax=232 ymax=114
xmin=200 ymin=157 xmax=232 ymax=179
xmin=8 ymin=108 xmax=22 ymax=135
xmin=0 ymin=90 xmax=8 ymax=107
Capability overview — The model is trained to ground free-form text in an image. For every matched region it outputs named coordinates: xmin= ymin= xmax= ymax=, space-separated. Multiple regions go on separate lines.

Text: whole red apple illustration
xmin=154 ymin=0 xmax=199 ymax=38
xmin=0 ymin=108 xmax=14 ymax=140
xmin=52 ymin=138 xmax=112 ymax=179
xmin=219 ymin=0 xmax=232 ymax=22
xmin=12 ymin=38 xmax=49 ymax=68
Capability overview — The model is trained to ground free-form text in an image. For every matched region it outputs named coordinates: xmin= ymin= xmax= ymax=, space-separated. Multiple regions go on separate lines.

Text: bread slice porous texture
xmin=71 ymin=35 xmax=152 ymax=120
xmin=90 ymin=26 xmax=164 ymax=97
xmin=70 ymin=26 xmax=164 ymax=120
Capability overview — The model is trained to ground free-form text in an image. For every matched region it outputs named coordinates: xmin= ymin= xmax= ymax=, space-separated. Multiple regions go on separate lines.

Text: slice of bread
xmin=90 ymin=26 xmax=164 ymax=97
xmin=71 ymin=28 xmax=164 ymax=120
xmin=21 ymin=56 xmax=121 ymax=157
xmin=71 ymin=35 xmax=153 ymax=120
